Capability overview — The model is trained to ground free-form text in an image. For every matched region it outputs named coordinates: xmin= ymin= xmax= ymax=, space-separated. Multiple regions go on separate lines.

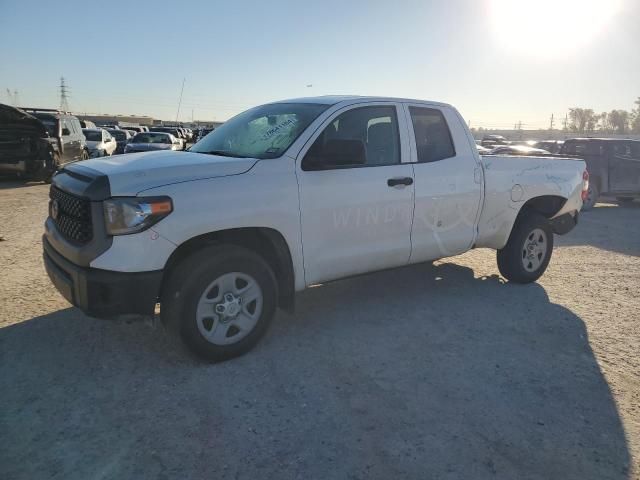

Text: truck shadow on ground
xmin=0 ymin=262 xmax=631 ymax=480
xmin=0 ymin=176 xmax=46 ymax=189
xmin=555 ymin=201 xmax=640 ymax=256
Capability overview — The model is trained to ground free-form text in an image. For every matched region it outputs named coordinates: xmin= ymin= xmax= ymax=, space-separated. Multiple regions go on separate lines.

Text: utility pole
xmin=549 ymin=113 xmax=555 ymax=130
xmin=175 ymin=78 xmax=186 ymax=123
xmin=59 ymin=77 xmax=70 ymax=112
xmin=517 ymin=120 xmax=523 ymax=140
xmin=563 ymin=113 xmax=568 ymax=132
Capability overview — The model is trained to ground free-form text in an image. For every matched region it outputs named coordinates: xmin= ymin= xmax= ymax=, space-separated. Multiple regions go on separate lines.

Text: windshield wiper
xmin=200 ymin=150 xmax=247 ymax=158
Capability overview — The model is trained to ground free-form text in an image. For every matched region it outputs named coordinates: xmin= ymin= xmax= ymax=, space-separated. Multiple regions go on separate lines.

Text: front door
xmin=297 ymin=104 xmax=414 ymax=285
xmin=60 ymin=118 xmax=79 ymax=162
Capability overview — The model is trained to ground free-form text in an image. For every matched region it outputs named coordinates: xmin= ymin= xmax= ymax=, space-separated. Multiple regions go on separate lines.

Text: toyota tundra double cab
xmin=43 ymin=96 xmax=588 ymax=361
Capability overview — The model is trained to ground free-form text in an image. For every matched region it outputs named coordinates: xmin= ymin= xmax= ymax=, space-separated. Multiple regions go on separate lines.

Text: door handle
xmin=387 ymin=177 xmax=413 ymax=187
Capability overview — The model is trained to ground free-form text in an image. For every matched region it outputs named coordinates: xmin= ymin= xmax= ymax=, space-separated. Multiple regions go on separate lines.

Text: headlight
xmin=103 ymin=197 xmax=173 ymax=235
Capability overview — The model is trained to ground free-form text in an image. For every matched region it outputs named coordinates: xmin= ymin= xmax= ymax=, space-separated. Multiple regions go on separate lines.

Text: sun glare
xmin=489 ymin=0 xmax=622 ymax=58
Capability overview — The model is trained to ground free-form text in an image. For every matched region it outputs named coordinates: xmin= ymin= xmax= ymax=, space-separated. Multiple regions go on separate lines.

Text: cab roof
xmin=271 ymin=95 xmax=452 ymax=108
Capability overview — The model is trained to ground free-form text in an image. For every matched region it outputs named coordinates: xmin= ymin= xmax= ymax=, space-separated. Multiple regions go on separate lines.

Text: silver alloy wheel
xmin=195 ymin=272 xmax=263 ymax=345
xmin=521 ymin=228 xmax=548 ymax=272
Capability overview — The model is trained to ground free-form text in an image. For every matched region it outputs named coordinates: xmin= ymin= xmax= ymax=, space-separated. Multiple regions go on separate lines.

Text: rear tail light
xmin=581 ymin=170 xmax=589 ymax=201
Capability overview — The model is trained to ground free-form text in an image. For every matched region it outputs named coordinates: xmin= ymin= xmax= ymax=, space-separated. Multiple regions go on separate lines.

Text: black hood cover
xmin=0 ymin=103 xmax=48 ymax=136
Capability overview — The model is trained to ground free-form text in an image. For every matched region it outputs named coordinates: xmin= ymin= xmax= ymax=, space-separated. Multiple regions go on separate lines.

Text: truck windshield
xmin=190 ymin=103 xmax=330 ymax=159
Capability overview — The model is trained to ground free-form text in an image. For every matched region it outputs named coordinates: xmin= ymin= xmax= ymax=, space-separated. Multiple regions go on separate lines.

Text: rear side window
xmin=409 ymin=107 xmax=455 ymax=163
xmin=562 ymin=141 xmax=603 ymax=155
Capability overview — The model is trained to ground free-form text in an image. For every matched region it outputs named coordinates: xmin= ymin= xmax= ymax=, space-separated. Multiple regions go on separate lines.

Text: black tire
xmin=42 ymin=151 xmax=60 ymax=184
xmin=616 ymin=197 xmax=635 ymax=205
xmin=581 ymin=181 xmax=599 ymax=211
xmin=497 ymin=211 xmax=554 ymax=284
xmin=161 ymin=245 xmax=278 ymax=362
xmin=81 ymin=149 xmax=89 ymax=160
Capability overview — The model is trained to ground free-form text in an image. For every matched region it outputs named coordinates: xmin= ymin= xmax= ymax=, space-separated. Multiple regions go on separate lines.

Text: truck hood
xmin=71 ymin=150 xmax=258 ymax=196
xmin=0 ymin=103 xmax=48 ymax=136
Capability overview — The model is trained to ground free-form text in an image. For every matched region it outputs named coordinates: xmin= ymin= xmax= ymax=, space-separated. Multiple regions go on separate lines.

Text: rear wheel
xmin=497 ymin=212 xmax=554 ymax=284
xmin=581 ymin=181 xmax=599 ymax=211
xmin=161 ymin=245 xmax=277 ymax=362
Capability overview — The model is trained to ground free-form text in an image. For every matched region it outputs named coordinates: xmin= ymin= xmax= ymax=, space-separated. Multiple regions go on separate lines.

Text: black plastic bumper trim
xmin=43 ymin=236 xmax=162 ymax=319
xmin=551 ymin=211 xmax=579 ymax=235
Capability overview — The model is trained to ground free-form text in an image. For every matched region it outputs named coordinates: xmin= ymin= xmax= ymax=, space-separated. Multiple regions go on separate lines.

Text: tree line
xmin=569 ymin=97 xmax=640 ymax=134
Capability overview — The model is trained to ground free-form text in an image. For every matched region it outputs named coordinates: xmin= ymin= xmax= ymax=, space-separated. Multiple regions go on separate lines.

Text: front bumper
xmin=0 ymin=159 xmax=27 ymax=174
xmin=43 ymin=236 xmax=162 ymax=318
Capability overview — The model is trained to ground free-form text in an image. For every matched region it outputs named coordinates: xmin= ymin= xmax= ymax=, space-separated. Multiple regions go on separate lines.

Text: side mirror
xmin=303 ymin=139 xmax=366 ymax=171
xmin=61 ymin=128 xmax=71 ymax=136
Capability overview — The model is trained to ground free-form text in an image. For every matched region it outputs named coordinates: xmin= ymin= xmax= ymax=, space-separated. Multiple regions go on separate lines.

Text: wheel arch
xmin=516 ymin=195 xmax=567 ymax=220
xmin=161 ymin=227 xmax=295 ymax=312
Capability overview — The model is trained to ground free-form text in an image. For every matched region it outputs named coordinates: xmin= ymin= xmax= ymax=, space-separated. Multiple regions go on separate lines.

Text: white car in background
xmin=82 ymin=128 xmax=117 ymax=157
xmin=124 ymin=132 xmax=182 ymax=153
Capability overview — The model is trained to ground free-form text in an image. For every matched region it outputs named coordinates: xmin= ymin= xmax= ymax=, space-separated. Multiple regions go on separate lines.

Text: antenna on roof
xmin=175 ymin=78 xmax=185 ymax=123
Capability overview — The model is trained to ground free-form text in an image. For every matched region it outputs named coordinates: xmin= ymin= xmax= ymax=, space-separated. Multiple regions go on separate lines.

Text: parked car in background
xmin=149 ymin=127 xmax=186 ymax=149
xmin=534 ymin=140 xmax=564 ymax=154
xmin=82 ymin=128 xmax=117 ymax=157
xmin=194 ymin=128 xmax=214 ymax=143
xmin=43 ymin=96 xmax=587 ymax=361
xmin=476 ymin=144 xmax=492 ymax=154
xmin=123 ymin=125 xmax=144 ymax=133
xmin=106 ymin=128 xmax=133 ymax=154
xmin=79 ymin=120 xmax=97 ymax=129
xmin=560 ymin=138 xmax=640 ymax=209
xmin=124 ymin=131 xmax=181 ymax=153
xmin=481 ymin=134 xmax=509 ymax=148
xmin=0 ymin=104 xmax=87 ymax=181
xmin=118 ymin=129 xmax=137 ymax=139
xmin=489 ymin=145 xmax=551 ymax=156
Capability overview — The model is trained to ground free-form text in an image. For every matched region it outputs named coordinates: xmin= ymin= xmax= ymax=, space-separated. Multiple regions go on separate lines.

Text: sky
xmin=0 ymin=0 xmax=638 ymax=128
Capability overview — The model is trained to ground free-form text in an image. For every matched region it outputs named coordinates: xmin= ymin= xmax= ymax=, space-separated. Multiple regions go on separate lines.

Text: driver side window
xmin=302 ymin=106 xmax=400 ymax=170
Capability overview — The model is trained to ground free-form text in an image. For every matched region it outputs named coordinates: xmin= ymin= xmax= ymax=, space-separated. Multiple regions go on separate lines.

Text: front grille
xmin=49 ymin=186 xmax=93 ymax=244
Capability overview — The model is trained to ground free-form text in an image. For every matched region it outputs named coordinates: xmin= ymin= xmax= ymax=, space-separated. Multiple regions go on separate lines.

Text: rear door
xmin=296 ymin=103 xmax=415 ymax=285
xmin=609 ymin=141 xmax=640 ymax=194
xmin=403 ymin=104 xmax=483 ymax=262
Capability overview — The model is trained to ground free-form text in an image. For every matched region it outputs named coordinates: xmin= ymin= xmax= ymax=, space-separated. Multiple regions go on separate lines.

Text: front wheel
xmin=161 ymin=245 xmax=277 ymax=362
xmin=497 ymin=212 xmax=554 ymax=284
xmin=41 ymin=151 xmax=60 ymax=184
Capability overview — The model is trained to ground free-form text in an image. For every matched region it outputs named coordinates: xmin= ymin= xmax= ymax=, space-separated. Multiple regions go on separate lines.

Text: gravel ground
xmin=0 ymin=179 xmax=638 ymax=480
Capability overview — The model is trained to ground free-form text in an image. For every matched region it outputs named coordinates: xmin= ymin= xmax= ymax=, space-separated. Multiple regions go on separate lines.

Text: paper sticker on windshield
xmin=260 ymin=118 xmax=297 ymax=141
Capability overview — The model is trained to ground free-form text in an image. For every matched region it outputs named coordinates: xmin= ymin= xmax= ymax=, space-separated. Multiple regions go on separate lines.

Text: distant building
xmin=76 ymin=114 xmax=155 ymax=127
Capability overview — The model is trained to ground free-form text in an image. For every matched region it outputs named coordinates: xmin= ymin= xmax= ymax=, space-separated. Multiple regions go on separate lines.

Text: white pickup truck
xmin=43 ymin=96 xmax=588 ymax=361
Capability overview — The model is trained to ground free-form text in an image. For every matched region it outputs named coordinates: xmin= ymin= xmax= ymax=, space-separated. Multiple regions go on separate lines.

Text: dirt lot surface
xmin=1 ymin=180 xmax=638 ymax=480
